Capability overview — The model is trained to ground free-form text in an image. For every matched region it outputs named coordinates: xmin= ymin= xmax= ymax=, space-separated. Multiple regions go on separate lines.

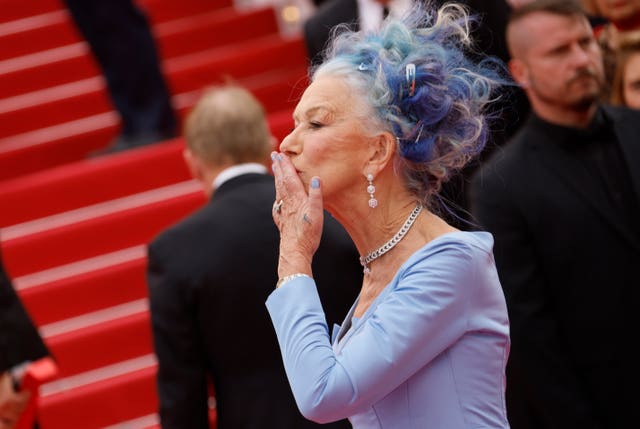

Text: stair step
xmin=38 ymin=355 xmax=158 ymax=429
xmin=1 ymin=180 xmax=206 ymax=277
xmin=15 ymin=247 xmax=148 ymax=326
xmin=0 ymin=0 xmax=61 ymax=25
xmin=0 ymin=77 xmax=111 ymax=137
xmin=0 ymin=43 xmax=98 ymax=98
xmin=0 ymin=140 xmax=186 ymax=227
xmin=0 ymin=111 xmax=121 ymax=182
xmin=42 ymin=300 xmax=152 ymax=378
xmin=0 ymin=11 xmax=78 ymax=61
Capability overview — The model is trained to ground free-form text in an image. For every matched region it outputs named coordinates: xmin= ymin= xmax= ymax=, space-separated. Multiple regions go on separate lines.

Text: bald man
xmin=470 ymin=1 xmax=640 ymax=428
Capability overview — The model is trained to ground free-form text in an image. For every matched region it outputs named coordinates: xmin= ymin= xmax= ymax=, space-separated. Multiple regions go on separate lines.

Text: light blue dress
xmin=266 ymin=231 xmax=510 ymax=428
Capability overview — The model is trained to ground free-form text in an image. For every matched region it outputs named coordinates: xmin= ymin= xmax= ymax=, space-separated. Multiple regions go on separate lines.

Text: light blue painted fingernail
xmin=276 ymin=154 xmax=283 ymax=161
xmin=271 ymin=153 xmax=276 ymax=161
xmin=311 ymin=177 xmax=320 ymax=189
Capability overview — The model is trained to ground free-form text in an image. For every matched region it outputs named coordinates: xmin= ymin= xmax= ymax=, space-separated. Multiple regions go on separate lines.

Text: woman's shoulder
xmin=397 ymin=231 xmax=495 ymax=276
xmin=421 ymin=230 xmax=493 ymax=255
xmin=381 ymin=231 xmax=500 ymax=307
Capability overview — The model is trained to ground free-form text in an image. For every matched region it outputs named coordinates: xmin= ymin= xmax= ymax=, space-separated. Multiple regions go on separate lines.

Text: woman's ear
xmin=366 ymin=131 xmax=396 ymax=173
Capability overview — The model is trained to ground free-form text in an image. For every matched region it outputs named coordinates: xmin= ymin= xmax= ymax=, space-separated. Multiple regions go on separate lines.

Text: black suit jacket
xmin=147 ymin=173 xmax=362 ymax=429
xmin=469 ymin=106 xmax=640 ymax=428
xmin=0 ymin=251 xmax=49 ymax=374
xmin=303 ymin=0 xmax=359 ymax=66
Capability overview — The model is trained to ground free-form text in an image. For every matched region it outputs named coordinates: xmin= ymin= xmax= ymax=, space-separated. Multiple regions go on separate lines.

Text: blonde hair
xmin=611 ymin=35 xmax=640 ymax=105
xmin=184 ymin=85 xmax=272 ymax=165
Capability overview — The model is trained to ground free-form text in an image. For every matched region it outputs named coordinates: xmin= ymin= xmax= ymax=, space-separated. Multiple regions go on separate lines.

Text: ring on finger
xmin=273 ymin=199 xmax=284 ymax=214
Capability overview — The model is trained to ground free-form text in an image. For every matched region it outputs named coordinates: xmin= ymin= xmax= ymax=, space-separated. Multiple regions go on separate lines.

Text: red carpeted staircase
xmin=0 ymin=0 xmax=310 ymax=427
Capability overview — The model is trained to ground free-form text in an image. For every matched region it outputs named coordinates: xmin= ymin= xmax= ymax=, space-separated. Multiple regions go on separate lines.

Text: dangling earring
xmin=367 ymin=174 xmax=378 ymax=208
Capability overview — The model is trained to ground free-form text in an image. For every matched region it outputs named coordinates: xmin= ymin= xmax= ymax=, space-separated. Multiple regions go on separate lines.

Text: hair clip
xmin=414 ymin=124 xmax=424 ymax=143
xmin=405 ymin=63 xmax=416 ymax=97
xmin=358 ymin=62 xmax=369 ymax=71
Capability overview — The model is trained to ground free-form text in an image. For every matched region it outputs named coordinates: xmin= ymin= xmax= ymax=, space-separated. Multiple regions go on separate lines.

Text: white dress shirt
xmin=357 ymin=0 xmax=414 ymax=33
xmin=212 ymin=163 xmax=268 ymax=190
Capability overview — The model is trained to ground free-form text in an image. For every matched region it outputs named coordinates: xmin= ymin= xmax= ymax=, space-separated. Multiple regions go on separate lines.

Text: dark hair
xmin=509 ymin=0 xmax=585 ymax=25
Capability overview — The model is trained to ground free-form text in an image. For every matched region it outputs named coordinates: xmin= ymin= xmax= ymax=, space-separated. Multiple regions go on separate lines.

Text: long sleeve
xmin=266 ymin=236 xmax=508 ymax=425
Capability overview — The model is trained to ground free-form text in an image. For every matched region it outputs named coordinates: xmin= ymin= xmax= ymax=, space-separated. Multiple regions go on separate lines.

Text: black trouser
xmin=63 ymin=0 xmax=177 ymax=140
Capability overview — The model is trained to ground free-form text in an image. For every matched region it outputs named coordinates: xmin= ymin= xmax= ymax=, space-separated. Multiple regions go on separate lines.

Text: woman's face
xmin=593 ymin=0 xmax=640 ymax=23
xmin=279 ymin=75 xmax=375 ymax=206
xmin=623 ymin=51 xmax=640 ymax=108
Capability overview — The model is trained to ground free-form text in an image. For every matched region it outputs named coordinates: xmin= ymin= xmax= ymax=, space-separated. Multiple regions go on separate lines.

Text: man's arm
xmin=146 ymin=242 xmax=210 ymax=429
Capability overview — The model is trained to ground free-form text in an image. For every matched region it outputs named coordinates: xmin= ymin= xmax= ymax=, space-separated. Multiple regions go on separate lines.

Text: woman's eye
xmin=309 ymin=122 xmax=323 ymax=129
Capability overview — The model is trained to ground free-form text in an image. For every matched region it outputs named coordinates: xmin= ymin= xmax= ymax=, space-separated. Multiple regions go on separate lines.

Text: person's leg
xmin=63 ymin=0 xmax=177 ymax=151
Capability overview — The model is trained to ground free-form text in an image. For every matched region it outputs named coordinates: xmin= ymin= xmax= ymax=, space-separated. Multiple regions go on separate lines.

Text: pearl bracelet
xmin=276 ymin=273 xmax=312 ymax=289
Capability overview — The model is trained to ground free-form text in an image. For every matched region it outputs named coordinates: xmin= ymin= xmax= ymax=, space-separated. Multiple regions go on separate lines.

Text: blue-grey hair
xmin=312 ymin=2 xmax=506 ymax=207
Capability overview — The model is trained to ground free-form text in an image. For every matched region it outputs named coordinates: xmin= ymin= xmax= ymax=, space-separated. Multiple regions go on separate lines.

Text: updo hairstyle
xmin=312 ymin=3 xmax=505 ymax=207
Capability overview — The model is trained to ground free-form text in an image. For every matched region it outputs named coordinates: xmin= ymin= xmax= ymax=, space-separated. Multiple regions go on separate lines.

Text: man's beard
xmin=565 ymin=68 xmax=602 ymax=111
xmin=531 ymin=68 xmax=601 ymax=112
xmin=571 ymin=93 xmax=598 ymax=112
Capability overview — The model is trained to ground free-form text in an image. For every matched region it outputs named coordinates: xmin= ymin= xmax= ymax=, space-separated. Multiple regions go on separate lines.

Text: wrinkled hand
xmin=271 ymin=152 xmax=324 ymax=278
xmin=0 ymin=372 xmax=30 ymax=429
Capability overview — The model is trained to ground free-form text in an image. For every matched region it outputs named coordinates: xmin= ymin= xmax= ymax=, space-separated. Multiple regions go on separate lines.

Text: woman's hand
xmin=271 ymin=152 xmax=324 ymax=278
xmin=0 ymin=372 xmax=30 ymax=429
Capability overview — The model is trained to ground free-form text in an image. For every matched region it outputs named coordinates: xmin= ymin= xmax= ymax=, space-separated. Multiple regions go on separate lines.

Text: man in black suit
xmin=1 ymin=251 xmax=49 ymax=428
xmin=147 ymin=85 xmax=361 ymax=428
xmin=469 ymin=1 xmax=640 ymax=428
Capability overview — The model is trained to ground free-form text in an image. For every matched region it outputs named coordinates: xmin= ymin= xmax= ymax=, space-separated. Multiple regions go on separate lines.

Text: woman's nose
xmin=279 ymin=129 xmax=299 ymax=155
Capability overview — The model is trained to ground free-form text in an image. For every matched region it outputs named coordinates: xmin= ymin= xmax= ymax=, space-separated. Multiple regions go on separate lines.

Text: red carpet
xmin=1 ymin=0 xmax=308 ymax=427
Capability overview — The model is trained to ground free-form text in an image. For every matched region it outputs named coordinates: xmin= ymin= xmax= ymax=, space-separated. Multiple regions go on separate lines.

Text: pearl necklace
xmin=359 ymin=204 xmax=423 ymax=275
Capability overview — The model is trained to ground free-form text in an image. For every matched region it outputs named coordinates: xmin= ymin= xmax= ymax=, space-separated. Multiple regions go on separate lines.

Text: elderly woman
xmin=267 ymin=3 xmax=510 ymax=428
